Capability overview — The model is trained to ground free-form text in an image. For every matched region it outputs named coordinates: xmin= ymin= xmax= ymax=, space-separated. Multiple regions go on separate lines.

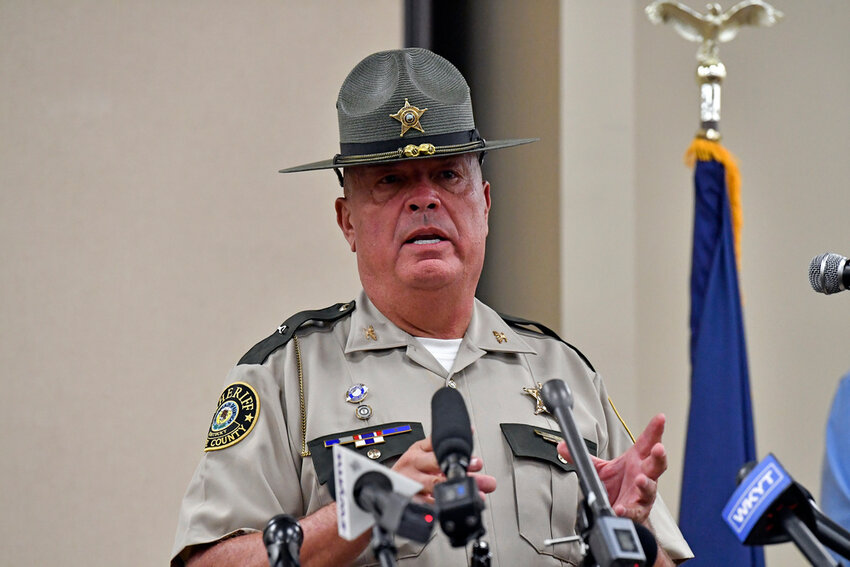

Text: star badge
xmin=390 ymin=98 xmax=427 ymax=137
xmin=522 ymin=382 xmax=550 ymax=415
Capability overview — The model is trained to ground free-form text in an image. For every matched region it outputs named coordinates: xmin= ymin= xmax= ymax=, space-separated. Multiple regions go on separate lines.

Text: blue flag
xmin=679 ymin=142 xmax=763 ymax=566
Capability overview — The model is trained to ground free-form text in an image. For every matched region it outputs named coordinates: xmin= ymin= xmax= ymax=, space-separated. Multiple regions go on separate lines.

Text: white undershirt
xmin=414 ymin=337 xmax=463 ymax=372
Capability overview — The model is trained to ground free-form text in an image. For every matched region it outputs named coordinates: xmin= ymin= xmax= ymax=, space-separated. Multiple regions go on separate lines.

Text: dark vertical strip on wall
xmin=405 ymin=1 xmax=562 ymax=329
xmin=406 ymin=1 xmax=470 ymax=78
xmin=404 ymin=0 xmax=432 ymax=50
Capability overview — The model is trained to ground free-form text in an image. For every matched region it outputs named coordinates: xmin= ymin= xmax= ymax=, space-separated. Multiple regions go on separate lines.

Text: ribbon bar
xmin=324 ymin=424 xmax=413 ymax=448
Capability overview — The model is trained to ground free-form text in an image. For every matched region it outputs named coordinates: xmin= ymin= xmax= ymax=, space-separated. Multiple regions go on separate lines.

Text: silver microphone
xmin=809 ymin=253 xmax=849 ymax=295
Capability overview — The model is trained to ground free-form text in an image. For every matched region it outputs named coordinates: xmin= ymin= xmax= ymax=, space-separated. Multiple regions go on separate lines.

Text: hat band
xmin=333 ymin=139 xmax=486 ymax=167
xmin=334 ymin=129 xmax=483 ymax=166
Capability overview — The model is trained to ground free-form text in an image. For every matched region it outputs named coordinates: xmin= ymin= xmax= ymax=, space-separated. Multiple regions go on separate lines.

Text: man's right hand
xmin=391 ymin=436 xmax=497 ymax=502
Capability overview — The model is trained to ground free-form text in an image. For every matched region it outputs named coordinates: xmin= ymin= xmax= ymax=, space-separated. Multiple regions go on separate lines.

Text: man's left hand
xmin=556 ymin=413 xmax=667 ymax=525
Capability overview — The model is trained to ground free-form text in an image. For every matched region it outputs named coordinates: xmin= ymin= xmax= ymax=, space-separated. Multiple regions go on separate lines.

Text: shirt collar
xmin=345 ymin=291 xmax=536 ymax=356
xmin=345 ymin=290 xmax=410 ymax=353
xmin=465 ymin=298 xmax=537 ymax=355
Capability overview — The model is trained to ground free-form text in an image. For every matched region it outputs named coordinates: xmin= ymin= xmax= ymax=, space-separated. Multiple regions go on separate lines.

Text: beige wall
xmin=635 ymin=3 xmax=850 ymax=565
xmin=470 ymin=1 xmax=563 ymax=329
xmin=3 ymin=2 xmax=849 ymax=566
xmin=0 ymin=2 xmax=400 ymax=565
xmin=557 ymin=2 xmax=850 ymax=566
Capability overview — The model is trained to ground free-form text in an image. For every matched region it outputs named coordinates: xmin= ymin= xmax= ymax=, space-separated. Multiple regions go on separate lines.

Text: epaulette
xmin=499 ymin=313 xmax=596 ymax=373
xmin=238 ymin=301 xmax=356 ymax=365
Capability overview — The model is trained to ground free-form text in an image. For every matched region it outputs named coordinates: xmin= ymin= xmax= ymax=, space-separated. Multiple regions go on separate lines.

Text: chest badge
xmin=205 ymin=382 xmax=260 ymax=451
xmin=522 ymin=382 xmax=551 ymax=416
xmin=345 ymin=383 xmax=369 ymax=404
xmin=355 ymin=404 xmax=373 ymax=420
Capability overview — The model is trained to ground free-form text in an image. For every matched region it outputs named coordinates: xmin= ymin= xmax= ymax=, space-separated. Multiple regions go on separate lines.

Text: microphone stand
xmin=813 ymin=511 xmax=850 ymax=562
xmin=470 ymin=539 xmax=492 ymax=567
xmin=370 ymin=524 xmax=398 ymax=567
xmin=779 ymin=510 xmax=840 ymax=567
xmin=352 ymin=470 xmax=434 ymax=566
xmin=805 ymin=490 xmax=850 ymax=562
xmin=541 ymin=379 xmax=647 ymax=567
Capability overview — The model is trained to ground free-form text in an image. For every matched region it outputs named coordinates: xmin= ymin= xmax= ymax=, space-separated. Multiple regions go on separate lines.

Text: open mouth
xmin=405 ymin=234 xmax=446 ymax=245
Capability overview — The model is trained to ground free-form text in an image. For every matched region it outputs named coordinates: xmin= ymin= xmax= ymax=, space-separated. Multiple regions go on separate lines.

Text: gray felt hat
xmin=279 ymin=48 xmax=537 ymax=173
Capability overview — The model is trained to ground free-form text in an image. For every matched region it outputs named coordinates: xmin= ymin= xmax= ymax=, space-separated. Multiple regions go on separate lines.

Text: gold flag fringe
xmin=685 ymin=138 xmax=743 ymax=273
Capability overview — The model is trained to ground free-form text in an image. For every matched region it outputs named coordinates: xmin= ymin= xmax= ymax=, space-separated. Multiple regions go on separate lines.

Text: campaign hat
xmin=280 ymin=48 xmax=536 ymax=173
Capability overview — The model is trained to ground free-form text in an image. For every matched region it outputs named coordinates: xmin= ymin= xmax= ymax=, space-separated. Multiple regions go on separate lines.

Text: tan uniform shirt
xmin=172 ymin=291 xmax=693 ymax=565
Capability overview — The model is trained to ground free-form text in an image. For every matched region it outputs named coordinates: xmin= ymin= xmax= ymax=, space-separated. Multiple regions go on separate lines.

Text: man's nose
xmin=406 ymin=180 xmax=442 ymax=212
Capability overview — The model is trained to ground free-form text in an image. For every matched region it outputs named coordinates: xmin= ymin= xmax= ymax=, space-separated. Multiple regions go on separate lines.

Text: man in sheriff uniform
xmin=172 ymin=48 xmax=694 ymax=566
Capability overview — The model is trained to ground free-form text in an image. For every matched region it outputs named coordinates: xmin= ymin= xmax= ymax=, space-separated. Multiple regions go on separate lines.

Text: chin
xmin=401 ymin=264 xmax=461 ymax=290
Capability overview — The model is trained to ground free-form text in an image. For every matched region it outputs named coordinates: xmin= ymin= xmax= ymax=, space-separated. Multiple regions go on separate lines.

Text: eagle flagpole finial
xmin=645 ymin=1 xmax=783 ymax=140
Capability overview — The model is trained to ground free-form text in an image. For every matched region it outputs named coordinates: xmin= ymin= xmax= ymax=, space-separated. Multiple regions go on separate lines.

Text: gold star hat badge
xmin=390 ymin=98 xmax=428 ymax=136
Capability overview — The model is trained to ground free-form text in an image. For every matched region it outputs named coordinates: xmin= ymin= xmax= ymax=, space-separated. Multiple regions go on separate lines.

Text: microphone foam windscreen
xmin=431 ymin=387 xmax=473 ymax=464
xmin=634 ymin=523 xmax=658 ymax=566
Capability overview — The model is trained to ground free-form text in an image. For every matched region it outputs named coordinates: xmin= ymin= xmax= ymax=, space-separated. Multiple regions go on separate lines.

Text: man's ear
xmin=482 ymin=180 xmax=491 ymax=224
xmin=335 ymin=197 xmax=357 ymax=252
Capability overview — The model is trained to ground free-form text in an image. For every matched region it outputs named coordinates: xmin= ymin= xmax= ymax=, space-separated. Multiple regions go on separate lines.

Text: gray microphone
xmin=809 ymin=253 xmax=850 ymax=294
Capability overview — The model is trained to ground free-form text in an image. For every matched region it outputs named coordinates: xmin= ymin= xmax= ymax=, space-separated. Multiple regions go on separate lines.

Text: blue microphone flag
xmin=722 ymin=454 xmax=792 ymax=542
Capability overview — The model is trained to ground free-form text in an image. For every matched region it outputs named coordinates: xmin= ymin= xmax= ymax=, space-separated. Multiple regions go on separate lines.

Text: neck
xmin=367 ymin=286 xmax=474 ymax=339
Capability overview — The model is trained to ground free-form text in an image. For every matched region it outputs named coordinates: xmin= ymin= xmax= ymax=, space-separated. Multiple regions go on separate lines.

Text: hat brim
xmin=279 ymin=138 xmax=539 ymax=173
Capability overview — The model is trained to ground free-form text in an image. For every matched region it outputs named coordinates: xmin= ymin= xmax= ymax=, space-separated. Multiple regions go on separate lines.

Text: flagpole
xmin=645 ymin=2 xmax=782 ymax=565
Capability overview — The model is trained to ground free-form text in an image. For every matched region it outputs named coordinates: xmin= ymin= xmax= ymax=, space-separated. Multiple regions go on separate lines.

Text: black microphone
xmin=634 ymin=524 xmax=659 ymax=567
xmin=723 ymin=454 xmax=839 ymax=566
xmin=431 ymin=387 xmax=485 ymax=547
xmin=809 ymin=253 xmax=850 ymax=294
xmin=263 ymin=514 xmax=303 ymax=567
xmin=352 ymin=470 xmax=435 ymax=544
xmin=540 ymin=379 xmax=647 ymax=566
xmin=432 ymin=387 xmax=473 ymax=478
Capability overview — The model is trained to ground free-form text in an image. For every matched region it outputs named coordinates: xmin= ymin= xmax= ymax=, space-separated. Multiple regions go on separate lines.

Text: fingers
xmin=556 ymin=441 xmax=573 ymax=463
xmin=406 ymin=438 xmax=441 ymax=474
xmin=419 ymin=436 xmax=433 ymax=452
xmin=643 ymin=442 xmax=667 ymax=481
xmin=469 ymin=471 xmax=497 ymax=494
xmin=392 ymin=438 xmax=497 ymax=500
xmin=634 ymin=414 xmax=666 ymax=455
xmin=614 ymin=473 xmax=658 ymax=523
xmin=557 ymin=440 xmax=609 ymax=473
xmin=391 ymin=438 xmax=442 ymax=492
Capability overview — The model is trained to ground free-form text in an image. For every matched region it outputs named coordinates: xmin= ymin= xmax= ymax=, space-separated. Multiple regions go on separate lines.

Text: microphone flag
xmin=678 ymin=139 xmax=763 ymax=567
xmin=332 ymin=444 xmax=423 ymax=541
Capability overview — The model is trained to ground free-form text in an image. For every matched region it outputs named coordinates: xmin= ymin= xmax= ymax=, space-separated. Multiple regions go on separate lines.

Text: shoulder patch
xmin=499 ymin=312 xmax=596 ymax=373
xmin=238 ymin=301 xmax=356 ymax=365
xmin=205 ymin=382 xmax=260 ymax=451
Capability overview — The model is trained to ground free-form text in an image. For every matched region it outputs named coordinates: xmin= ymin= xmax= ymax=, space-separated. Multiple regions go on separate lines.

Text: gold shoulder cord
xmin=294 ymin=335 xmax=310 ymax=457
xmin=608 ymin=397 xmax=636 ymax=444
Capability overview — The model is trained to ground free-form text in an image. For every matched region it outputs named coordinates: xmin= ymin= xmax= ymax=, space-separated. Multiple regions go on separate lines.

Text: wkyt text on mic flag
xmin=678 ymin=140 xmax=763 ymax=567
